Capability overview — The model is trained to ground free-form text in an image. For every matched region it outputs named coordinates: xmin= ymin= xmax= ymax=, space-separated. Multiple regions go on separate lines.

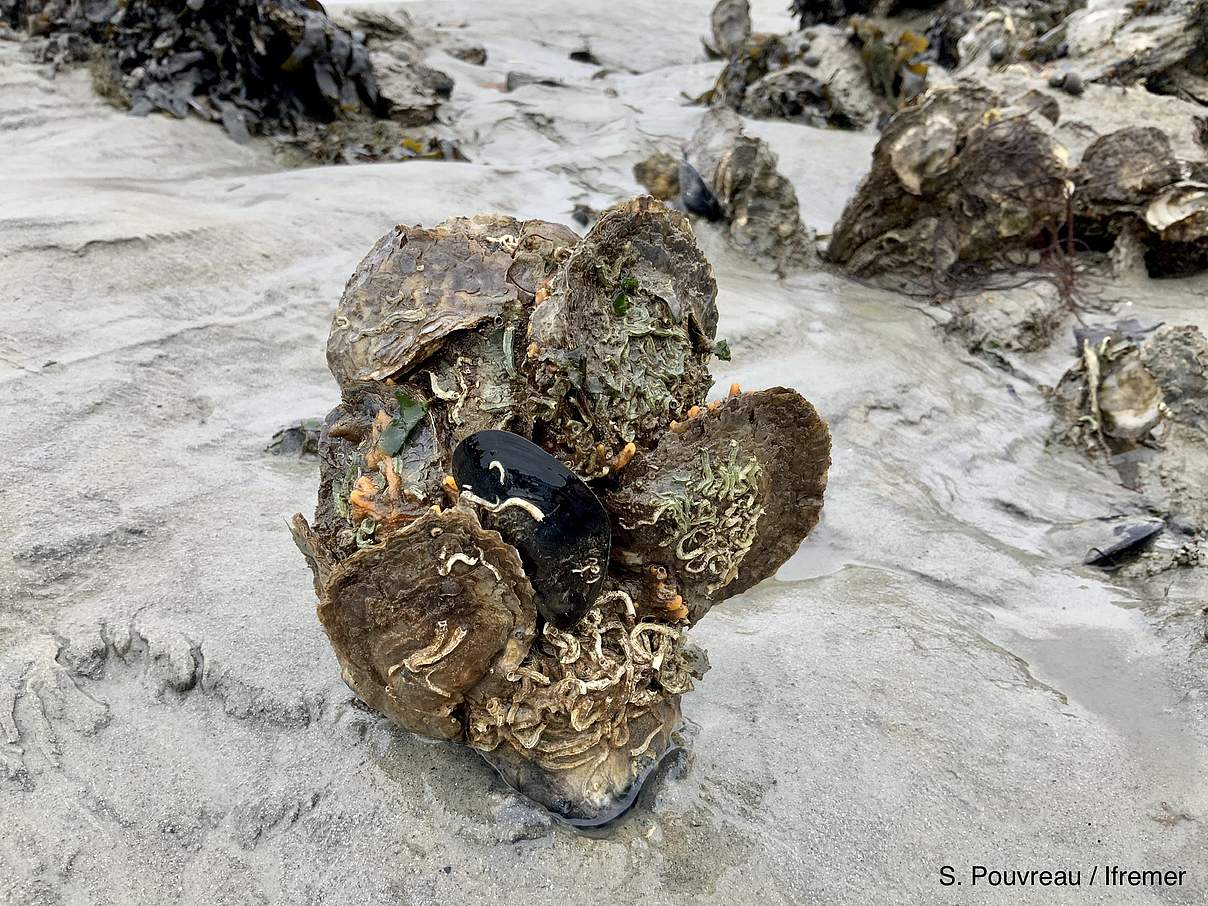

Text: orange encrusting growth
xmin=609 ymin=441 xmax=637 ymax=472
xmin=346 ymin=409 xmax=424 ymax=527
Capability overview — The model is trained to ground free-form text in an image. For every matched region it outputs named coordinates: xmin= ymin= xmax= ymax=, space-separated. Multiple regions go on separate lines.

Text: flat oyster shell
xmin=605 ymin=387 xmax=831 ymax=621
xmin=317 ymin=507 xmax=537 ymax=740
xmin=328 ymin=215 xmax=578 ymax=386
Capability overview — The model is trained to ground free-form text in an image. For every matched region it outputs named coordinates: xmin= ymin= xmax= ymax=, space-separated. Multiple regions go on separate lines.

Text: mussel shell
xmin=453 ymin=430 xmax=610 ymax=628
xmin=679 ymin=159 xmax=724 ymax=221
xmin=1083 ymin=521 xmax=1164 ymax=570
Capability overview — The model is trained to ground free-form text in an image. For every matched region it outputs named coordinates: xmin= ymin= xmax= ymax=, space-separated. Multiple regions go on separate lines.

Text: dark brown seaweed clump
xmin=3 ymin=0 xmax=451 ymax=155
xmin=294 ymin=197 xmax=832 ymax=825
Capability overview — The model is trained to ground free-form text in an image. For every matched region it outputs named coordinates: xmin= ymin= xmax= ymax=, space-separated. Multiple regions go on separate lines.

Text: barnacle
xmin=294 ymin=197 xmax=830 ymax=825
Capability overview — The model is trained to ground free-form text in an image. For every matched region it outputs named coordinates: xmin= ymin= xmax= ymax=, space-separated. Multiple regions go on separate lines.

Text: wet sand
xmin=1 ymin=2 xmax=1206 ymax=904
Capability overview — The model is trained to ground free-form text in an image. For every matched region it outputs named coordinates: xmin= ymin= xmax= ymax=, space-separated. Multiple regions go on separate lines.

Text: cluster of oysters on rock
xmin=292 ymin=197 xmax=831 ymax=824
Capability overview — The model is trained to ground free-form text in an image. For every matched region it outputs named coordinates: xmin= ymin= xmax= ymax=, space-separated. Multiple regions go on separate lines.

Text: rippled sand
xmin=2 ymin=2 xmax=1206 ymax=903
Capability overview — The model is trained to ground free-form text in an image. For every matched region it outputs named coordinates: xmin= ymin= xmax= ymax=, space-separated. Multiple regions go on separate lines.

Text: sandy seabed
xmin=1 ymin=1 xmax=1206 ymax=904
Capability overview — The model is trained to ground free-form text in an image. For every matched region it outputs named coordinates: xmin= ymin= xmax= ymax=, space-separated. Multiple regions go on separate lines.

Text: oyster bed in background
xmin=1 ymin=0 xmax=1206 ymax=904
xmin=0 ymin=0 xmax=463 ymax=162
xmin=677 ymin=0 xmax=1208 ymax=282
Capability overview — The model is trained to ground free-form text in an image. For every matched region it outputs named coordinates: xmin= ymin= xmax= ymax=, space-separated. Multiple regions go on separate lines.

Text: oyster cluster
xmin=632 ymin=110 xmax=815 ymax=274
xmin=1053 ymin=324 xmax=1208 ymax=534
xmin=705 ymin=26 xmax=883 ymax=130
xmin=293 ymin=197 xmax=831 ymax=824
xmin=828 ymin=83 xmax=1070 ymax=281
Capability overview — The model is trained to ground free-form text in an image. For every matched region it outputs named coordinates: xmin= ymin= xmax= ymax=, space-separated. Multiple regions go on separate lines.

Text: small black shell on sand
xmin=1083 ymin=521 xmax=1164 ymax=570
xmin=679 ymin=158 xmax=725 ymax=221
xmin=453 ymin=430 xmax=611 ymax=627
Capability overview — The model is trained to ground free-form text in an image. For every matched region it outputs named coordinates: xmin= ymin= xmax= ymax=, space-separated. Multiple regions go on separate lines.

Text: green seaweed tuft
xmin=379 ymin=390 xmax=427 ymax=455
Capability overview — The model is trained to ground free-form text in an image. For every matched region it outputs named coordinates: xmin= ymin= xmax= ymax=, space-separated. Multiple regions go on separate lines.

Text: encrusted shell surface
xmin=327 ymin=215 xmax=578 ymax=387
xmin=318 ymin=507 xmax=537 ymax=741
xmin=463 ymin=587 xmax=696 ymax=825
xmin=419 ymin=324 xmax=532 ymax=451
xmin=525 ymin=196 xmax=719 ymax=474
xmin=1139 ymin=325 xmax=1208 ymax=428
xmin=605 ymin=387 xmax=830 ymax=620
xmin=313 ymin=382 xmax=446 ymax=557
xmin=474 ymin=693 xmax=681 ymax=827
xmin=1076 ymin=127 xmax=1181 ymax=209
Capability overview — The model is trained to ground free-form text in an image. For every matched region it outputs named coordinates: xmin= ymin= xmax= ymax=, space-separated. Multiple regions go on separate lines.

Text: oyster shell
xmin=1145 ymin=182 xmax=1208 ymax=242
xmin=464 ymin=588 xmax=699 ymax=826
xmin=327 ymin=215 xmax=577 ymax=387
xmin=476 ymin=695 xmax=681 ymax=827
xmin=1097 ymin=353 xmax=1164 ymax=441
xmin=685 ymin=108 xmax=815 ymax=272
xmin=606 ymin=387 xmax=831 ymax=621
xmin=317 ymin=507 xmax=537 ymax=741
xmin=1052 ymin=325 xmax=1208 ymax=533
xmin=828 ymin=84 xmax=1070 ymax=279
xmin=1076 ymin=128 xmax=1182 ymax=210
xmin=524 ymin=196 xmax=719 ymax=475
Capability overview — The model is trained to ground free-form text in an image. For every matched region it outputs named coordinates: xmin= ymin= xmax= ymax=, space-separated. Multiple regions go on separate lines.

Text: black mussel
xmin=1083 ymin=521 xmax=1164 ymax=570
xmin=453 ymin=430 xmax=610 ymax=628
xmin=678 ymin=158 xmax=724 ymax=221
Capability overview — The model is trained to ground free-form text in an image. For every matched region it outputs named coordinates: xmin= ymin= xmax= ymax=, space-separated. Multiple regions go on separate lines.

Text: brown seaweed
xmin=4 ymin=0 xmax=452 ymax=157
